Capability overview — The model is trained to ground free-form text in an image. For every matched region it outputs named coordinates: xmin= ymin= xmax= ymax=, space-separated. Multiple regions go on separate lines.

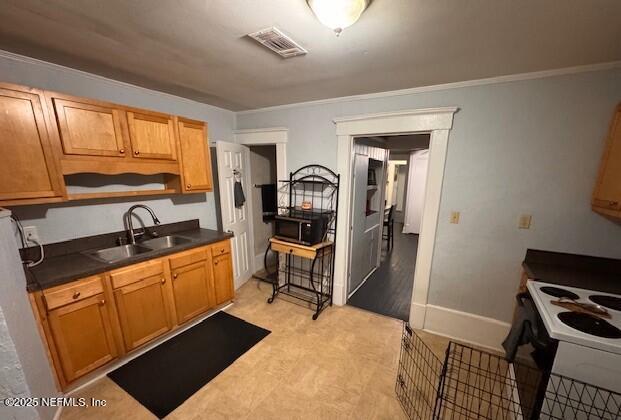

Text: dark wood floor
xmin=347 ymin=222 xmax=419 ymax=321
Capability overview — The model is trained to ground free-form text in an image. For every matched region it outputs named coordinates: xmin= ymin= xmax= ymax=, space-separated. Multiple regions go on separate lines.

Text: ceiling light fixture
xmin=307 ymin=0 xmax=371 ymax=36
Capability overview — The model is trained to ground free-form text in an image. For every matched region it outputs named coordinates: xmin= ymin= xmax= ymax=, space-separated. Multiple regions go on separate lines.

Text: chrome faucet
xmin=125 ymin=204 xmax=161 ymax=245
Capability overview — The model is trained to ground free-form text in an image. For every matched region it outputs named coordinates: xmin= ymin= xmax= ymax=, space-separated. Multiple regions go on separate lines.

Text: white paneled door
xmin=216 ymin=141 xmax=253 ymax=288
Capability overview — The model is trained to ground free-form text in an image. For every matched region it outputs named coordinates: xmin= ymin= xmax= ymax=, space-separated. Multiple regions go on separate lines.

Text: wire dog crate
xmin=396 ymin=323 xmax=621 ymax=420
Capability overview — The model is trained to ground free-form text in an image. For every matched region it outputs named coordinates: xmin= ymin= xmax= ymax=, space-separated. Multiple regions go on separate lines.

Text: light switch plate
xmin=450 ymin=211 xmax=460 ymax=224
xmin=518 ymin=214 xmax=532 ymax=229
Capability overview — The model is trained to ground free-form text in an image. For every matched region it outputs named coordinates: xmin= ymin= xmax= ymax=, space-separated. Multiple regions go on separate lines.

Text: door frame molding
xmin=232 ymin=127 xmax=288 ymax=273
xmin=333 ymin=108 xmax=458 ymax=329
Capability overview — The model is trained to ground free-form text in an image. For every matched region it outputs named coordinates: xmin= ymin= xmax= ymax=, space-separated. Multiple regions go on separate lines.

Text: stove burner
xmin=557 ymin=312 xmax=621 ymax=339
xmin=589 ymin=295 xmax=621 ymax=312
xmin=540 ymin=286 xmax=579 ymax=300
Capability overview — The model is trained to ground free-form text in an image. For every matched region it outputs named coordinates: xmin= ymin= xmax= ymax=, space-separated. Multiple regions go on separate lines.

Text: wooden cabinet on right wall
xmin=593 ymin=104 xmax=621 ymax=220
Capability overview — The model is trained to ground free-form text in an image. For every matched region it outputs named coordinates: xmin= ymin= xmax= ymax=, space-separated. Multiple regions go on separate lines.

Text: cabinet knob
xmin=99 ymin=299 xmax=105 ymax=306
xmin=610 ymin=201 xmax=618 ymax=206
xmin=214 ymin=261 xmax=219 ymax=266
xmin=289 ymin=249 xmax=293 ymax=253
xmin=173 ymin=273 xmax=178 ymax=279
xmin=119 ymin=148 xmax=125 ymax=154
xmin=161 ymin=278 xmax=166 ymax=284
xmin=134 ymin=150 xmax=140 ymax=155
xmin=186 ymin=184 xmax=191 ymax=190
xmin=72 ymin=291 xmax=81 ymax=300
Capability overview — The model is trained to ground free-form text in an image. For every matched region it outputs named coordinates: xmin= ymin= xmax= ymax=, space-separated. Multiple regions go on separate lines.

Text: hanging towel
xmin=260 ymin=184 xmax=277 ymax=218
xmin=234 ymin=181 xmax=245 ymax=208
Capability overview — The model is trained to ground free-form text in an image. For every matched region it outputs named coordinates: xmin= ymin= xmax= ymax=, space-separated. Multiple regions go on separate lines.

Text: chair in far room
xmin=383 ymin=205 xmax=395 ymax=251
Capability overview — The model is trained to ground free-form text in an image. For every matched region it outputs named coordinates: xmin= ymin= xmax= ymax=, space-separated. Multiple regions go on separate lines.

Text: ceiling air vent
xmin=248 ymin=27 xmax=307 ymax=58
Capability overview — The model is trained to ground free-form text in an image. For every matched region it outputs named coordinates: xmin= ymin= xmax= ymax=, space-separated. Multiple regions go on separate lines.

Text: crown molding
xmin=0 ymin=49 xmax=232 ymax=113
xmin=239 ymin=61 xmax=621 ymax=115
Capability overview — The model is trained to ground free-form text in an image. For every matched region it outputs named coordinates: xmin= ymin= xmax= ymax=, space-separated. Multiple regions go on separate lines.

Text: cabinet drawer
xmin=110 ymin=259 xmax=165 ymax=289
xmin=210 ymin=240 xmax=231 ymax=258
xmin=270 ymin=241 xmax=316 ymax=259
xmin=593 ymin=198 xmax=620 ymax=211
xmin=169 ymin=247 xmax=207 ymax=270
xmin=43 ymin=275 xmax=104 ymax=311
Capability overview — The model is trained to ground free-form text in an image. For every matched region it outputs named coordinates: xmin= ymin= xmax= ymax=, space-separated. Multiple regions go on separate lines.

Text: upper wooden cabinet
xmin=0 ymin=82 xmax=214 ymax=205
xmin=593 ymin=104 xmax=621 ymax=219
xmin=52 ymin=98 xmax=127 ymax=157
xmin=127 ymin=111 xmax=177 ymax=161
xmin=177 ymin=118 xmax=213 ymax=192
xmin=0 ymin=84 xmax=64 ymax=205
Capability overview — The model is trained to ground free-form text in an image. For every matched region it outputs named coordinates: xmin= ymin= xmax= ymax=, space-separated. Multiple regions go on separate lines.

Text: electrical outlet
xmin=23 ymin=226 xmax=40 ymax=243
xmin=450 ymin=211 xmax=460 ymax=224
xmin=518 ymin=214 xmax=532 ymax=229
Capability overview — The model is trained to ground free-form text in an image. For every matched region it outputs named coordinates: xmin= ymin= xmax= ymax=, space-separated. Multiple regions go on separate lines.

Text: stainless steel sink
xmin=140 ymin=235 xmax=192 ymax=250
xmin=82 ymin=244 xmax=152 ymax=263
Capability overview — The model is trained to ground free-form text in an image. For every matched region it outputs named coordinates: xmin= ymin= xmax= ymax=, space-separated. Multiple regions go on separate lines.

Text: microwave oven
xmin=274 ymin=210 xmax=331 ymax=246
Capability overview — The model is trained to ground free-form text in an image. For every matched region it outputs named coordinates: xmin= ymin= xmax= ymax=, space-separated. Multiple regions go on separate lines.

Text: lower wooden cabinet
xmin=169 ymin=248 xmax=215 ymax=324
xmin=111 ymin=260 xmax=173 ymax=352
xmin=47 ymin=292 xmax=118 ymax=383
xmin=213 ymin=252 xmax=234 ymax=305
xmin=30 ymin=239 xmax=234 ymax=390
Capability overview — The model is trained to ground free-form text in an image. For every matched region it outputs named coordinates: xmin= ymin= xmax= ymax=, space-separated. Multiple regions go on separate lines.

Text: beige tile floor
xmin=61 ymin=279 xmax=451 ymax=420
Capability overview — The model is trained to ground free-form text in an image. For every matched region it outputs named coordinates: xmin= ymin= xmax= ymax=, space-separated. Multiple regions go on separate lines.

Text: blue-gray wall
xmin=0 ymin=52 xmax=236 ymax=243
xmin=237 ymin=68 xmax=621 ymax=322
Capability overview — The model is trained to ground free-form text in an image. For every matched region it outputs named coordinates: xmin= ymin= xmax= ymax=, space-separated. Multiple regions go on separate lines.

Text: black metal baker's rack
xmin=264 ymin=164 xmax=339 ymax=320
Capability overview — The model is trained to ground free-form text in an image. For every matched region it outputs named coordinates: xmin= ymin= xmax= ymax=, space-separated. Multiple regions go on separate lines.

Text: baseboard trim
xmin=422 ymin=304 xmax=510 ymax=353
xmin=409 ymin=302 xmax=426 ymax=329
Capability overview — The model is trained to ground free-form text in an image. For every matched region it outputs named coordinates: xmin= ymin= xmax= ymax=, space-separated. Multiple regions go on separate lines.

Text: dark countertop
xmin=523 ymin=249 xmax=621 ymax=295
xmin=24 ymin=219 xmax=233 ymax=292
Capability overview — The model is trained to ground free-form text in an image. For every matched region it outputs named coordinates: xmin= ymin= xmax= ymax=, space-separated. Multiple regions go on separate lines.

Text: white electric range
xmin=527 ymin=280 xmax=621 ymax=394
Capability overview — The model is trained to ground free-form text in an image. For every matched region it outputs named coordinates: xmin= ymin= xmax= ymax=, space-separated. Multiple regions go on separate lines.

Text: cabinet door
xmin=48 ymin=293 xmax=118 ymax=383
xmin=212 ymin=252 xmax=234 ymax=305
xmin=177 ymin=118 xmax=213 ymax=192
xmin=127 ymin=111 xmax=177 ymax=160
xmin=170 ymin=257 xmax=213 ymax=324
xmin=113 ymin=275 xmax=172 ymax=352
xmin=593 ymin=106 xmax=621 ymax=211
xmin=52 ymin=98 xmax=127 ymax=157
xmin=0 ymin=85 xmax=63 ymax=202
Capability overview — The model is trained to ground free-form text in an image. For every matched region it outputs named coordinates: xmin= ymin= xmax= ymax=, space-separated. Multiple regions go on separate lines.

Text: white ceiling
xmin=1 ymin=0 xmax=620 ymax=111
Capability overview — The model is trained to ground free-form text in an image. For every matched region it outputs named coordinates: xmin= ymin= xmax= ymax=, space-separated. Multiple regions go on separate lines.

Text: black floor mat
xmin=108 ymin=311 xmax=270 ymax=418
